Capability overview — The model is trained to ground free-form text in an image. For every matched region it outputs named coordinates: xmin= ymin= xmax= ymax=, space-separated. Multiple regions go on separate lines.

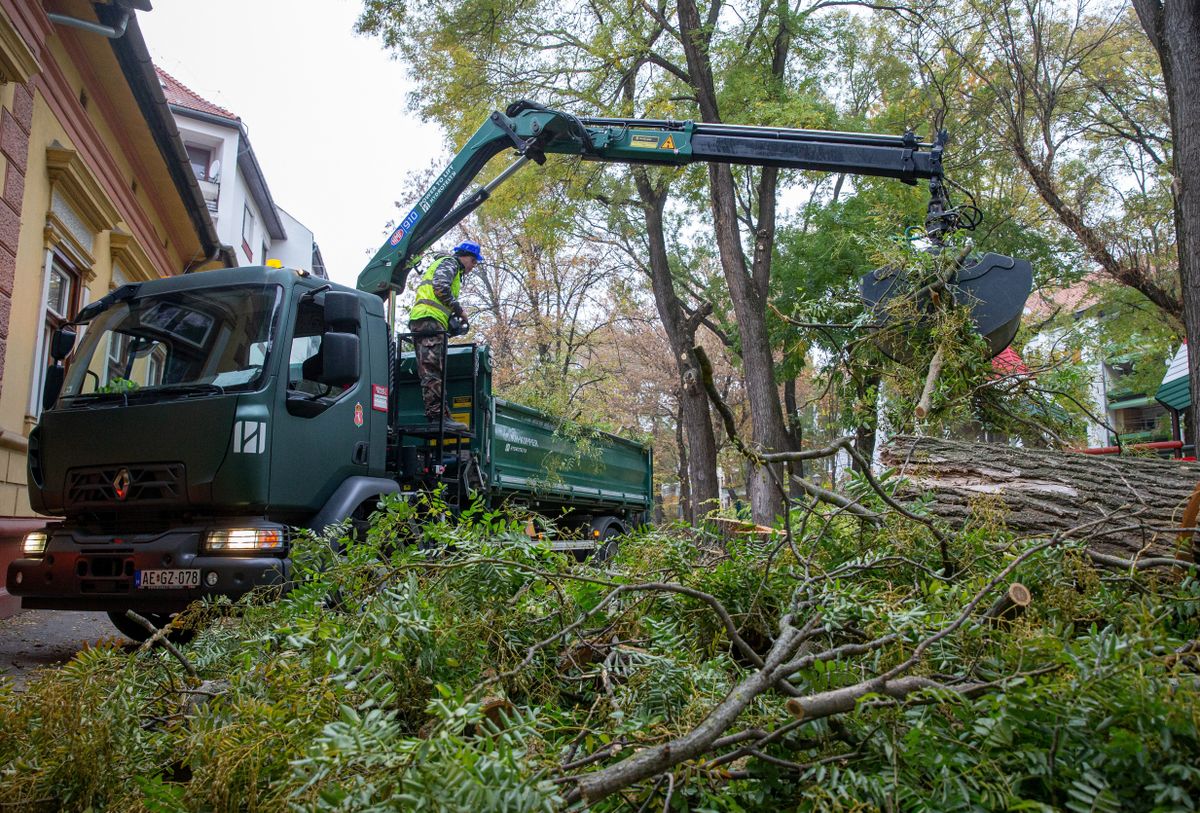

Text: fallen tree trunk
xmin=880 ymin=435 xmax=1200 ymax=559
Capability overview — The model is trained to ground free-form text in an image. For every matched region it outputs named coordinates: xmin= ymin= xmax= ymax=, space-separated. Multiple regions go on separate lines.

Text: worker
xmin=408 ymin=241 xmax=483 ymax=431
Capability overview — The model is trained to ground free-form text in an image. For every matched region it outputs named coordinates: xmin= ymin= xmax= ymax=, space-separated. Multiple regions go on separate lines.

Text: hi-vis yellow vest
xmin=409 ymin=254 xmax=461 ymax=327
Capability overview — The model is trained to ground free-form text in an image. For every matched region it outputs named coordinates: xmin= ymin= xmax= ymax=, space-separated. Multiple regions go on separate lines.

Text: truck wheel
xmin=107 ymin=611 xmax=194 ymax=644
xmin=588 ymin=519 xmax=625 ymax=564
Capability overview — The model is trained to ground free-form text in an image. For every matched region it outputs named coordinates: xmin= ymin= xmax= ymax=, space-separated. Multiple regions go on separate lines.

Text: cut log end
xmin=785 ymin=697 xmax=805 ymax=719
xmin=1007 ymin=582 xmax=1031 ymax=606
xmin=985 ymin=582 xmax=1031 ymax=624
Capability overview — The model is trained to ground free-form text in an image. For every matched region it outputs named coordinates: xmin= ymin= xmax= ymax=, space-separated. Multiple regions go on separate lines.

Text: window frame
xmin=32 ymin=251 xmax=84 ymax=419
xmin=283 ymin=295 xmax=361 ymax=418
xmin=45 ymin=262 xmax=74 ymax=321
xmin=241 ymin=203 xmax=255 ymax=260
xmin=184 ymin=143 xmax=212 ymax=182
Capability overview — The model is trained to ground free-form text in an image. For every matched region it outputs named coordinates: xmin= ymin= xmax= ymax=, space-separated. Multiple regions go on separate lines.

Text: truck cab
xmin=7 ymin=267 xmax=396 ymax=633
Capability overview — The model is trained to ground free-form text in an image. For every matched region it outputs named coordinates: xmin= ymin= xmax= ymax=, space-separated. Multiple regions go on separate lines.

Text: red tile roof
xmin=1024 ymin=272 xmax=1105 ymax=322
xmin=155 ymin=67 xmax=237 ymax=120
xmin=991 ymin=346 xmax=1030 ymax=376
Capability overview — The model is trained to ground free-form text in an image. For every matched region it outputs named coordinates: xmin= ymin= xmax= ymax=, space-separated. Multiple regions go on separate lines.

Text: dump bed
xmin=489 ymin=398 xmax=651 ymax=512
xmin=393 ymin=343 xmax=652 ymax=518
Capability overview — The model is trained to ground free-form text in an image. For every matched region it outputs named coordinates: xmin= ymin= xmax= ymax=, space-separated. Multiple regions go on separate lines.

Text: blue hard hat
xmin=453 ymin=241 xmax=484 ymax=264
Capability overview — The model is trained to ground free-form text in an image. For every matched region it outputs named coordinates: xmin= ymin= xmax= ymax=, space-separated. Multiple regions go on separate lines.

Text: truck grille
xmin=66 ymin=463 xmax=186 ymax=507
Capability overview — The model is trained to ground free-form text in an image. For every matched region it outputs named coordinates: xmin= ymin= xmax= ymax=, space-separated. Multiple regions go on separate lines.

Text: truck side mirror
xmin=50 ymin=327 xmax=76 ymax=361
xmin=316 ymin=332 xmax=359 ymax=386
xmin=42 ymin=365 xmax=65 ymax=411
xmin=40 ymin=327 xmax=76 ymax=412
xmin=323 ymin=292 xmax=360 ymax=331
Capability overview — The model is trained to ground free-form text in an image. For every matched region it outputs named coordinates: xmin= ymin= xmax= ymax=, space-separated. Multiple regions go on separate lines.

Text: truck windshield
xmin=59 ymin=284 xmax=283 ymax=404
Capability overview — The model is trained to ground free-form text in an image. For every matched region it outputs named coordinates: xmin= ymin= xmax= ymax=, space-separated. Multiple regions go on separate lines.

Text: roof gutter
xmin=93 ymin=4 xmax=231 ymax=268
xmin=47 ymin=7 xmax=131 ymax=38
xmin=167 ymin=106 xmax=288 ymax=241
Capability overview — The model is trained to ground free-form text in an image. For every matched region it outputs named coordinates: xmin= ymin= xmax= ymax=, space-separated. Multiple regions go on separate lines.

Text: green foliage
xmin=2 ymin=502 xmax=1199 ymax=811
xmin=1089 ymin=284 xmax=1181 ymax=401
xmin=97 ymin=377 xmax=139 ymax=395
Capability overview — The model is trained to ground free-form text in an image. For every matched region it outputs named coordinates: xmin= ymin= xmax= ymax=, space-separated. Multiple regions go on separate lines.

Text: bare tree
xmin=935 ymin=0 xmax=1180 ymax=322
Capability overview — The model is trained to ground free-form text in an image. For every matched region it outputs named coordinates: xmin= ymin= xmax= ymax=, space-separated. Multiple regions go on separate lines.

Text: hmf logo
xmin=388 ymin=208 xmax=422 ymax=246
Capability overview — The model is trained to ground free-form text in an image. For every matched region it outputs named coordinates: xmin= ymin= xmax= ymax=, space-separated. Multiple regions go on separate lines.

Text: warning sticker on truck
xmin=630 ymin=134 xmax=660 ymax=149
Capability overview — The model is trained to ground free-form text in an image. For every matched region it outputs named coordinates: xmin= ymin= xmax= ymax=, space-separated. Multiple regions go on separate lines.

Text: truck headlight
xmin=22 ymin=530 xmax=48 ymax=557
xmin=203 ymin=528 xmax=285 ymax=554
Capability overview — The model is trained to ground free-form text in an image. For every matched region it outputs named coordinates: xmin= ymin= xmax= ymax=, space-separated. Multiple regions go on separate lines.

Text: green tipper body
xmin=393 ymin=344 xmax=653 ymax=519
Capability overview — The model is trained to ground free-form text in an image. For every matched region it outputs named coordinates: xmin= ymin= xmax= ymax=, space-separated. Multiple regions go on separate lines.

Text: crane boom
xmin=357 ymin=100 xmax=952 ymax=296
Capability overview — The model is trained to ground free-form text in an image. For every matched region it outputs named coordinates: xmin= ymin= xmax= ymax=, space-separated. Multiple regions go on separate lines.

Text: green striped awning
xmin=1107 ymin=395 xmax=1154 ymax=411
xmin=1156 ymin=344 xmax=1189 ymax=412
xmin=1157 ymin=378 xmax=1189 ymax=412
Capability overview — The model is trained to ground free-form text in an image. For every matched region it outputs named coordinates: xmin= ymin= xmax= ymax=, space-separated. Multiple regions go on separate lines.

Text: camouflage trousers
xmin=409 ymin=317 xmax=448 ymax=420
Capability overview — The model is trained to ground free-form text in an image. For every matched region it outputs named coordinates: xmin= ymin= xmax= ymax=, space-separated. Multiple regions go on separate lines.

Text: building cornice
xmin=0 ymin=0 xmax=52 ymax=76
xmin=0 ymin=5 xmax=40 ymax=83
xmin=37 ymin=32 xmax=179 ymax=276
xmin=45 ymin=142 xmax=122 ymax=232
xmin=109 ymin=228 xmax=157 ymax=281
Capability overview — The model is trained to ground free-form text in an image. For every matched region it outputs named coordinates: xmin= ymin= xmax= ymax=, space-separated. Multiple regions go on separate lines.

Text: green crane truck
xmin=6 ymin=100 xmax=1031 ymax=639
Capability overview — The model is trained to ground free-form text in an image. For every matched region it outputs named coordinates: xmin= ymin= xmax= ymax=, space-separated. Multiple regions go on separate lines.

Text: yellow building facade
xmin=0 ymin=0 xmax=226 ymax=614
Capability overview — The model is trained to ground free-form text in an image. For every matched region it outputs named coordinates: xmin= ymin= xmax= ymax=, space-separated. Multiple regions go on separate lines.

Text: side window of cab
xmin=288 ymin=300 xmax=327 ymax=398
xmin=285 ymin=293 xmax=362 ymax=417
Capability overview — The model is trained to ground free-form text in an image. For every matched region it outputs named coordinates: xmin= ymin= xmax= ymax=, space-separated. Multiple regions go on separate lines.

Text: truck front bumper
xmin=5 ymin=525 xmax=291 ymax=613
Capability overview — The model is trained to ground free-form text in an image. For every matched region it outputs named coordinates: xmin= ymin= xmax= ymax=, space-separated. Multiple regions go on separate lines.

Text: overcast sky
xmin=138 ymin=0 xmax=445 ymax=288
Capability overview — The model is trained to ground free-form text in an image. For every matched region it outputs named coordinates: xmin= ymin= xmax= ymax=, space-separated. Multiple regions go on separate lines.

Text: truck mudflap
xmin=6 ymin=524 xmax=291 ymax=614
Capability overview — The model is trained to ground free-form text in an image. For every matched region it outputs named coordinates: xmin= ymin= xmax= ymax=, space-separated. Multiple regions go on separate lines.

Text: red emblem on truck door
xmin=354 ymin=403 xmax=364 ymax=427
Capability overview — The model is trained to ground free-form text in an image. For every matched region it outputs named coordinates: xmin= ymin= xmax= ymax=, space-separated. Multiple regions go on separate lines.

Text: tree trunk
xmin=880 ymin=435 xmax=1200 ymax=559
xmin=1132 ymin=0 xmax=1200 ymax=452
xmin=633 ymin=168 xmax=721 ymax=519
xmin=676 ymin=0 xmax=793 ymax=525
xmin=674 ymin=396 xmax=693 ymax=524
xmin=852 ymin=375 xmax=880 ymax=475
xmin=784 ymin=377 xmax=805 ymax=495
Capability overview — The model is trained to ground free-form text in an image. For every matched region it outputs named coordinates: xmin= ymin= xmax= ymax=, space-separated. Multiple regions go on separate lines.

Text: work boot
xmin=428 ymin=413 xmax=470 ymax=434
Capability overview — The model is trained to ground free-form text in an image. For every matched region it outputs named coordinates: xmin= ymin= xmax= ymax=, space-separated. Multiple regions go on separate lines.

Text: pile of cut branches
xmin=1 ymin=488 xmax=1199 ymax=811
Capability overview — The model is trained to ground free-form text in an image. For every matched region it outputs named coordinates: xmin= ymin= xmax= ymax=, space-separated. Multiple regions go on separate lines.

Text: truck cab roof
xmin=93 ymin=266 xmax=385 ymax=321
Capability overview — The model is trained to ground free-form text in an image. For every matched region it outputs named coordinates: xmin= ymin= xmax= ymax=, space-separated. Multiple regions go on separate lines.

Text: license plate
xmin=135 ymin=569 xmax=200 ymax=589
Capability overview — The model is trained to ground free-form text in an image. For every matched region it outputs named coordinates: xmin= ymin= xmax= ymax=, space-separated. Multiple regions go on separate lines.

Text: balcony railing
xmin=198 ymin=179 xmax=219 ymax=213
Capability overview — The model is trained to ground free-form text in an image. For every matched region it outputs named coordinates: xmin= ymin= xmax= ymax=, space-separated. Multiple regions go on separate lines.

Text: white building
xmin=157 ymin=69 xmax=326 ymax=277
xmin=1025 ymin=277 xmax=1174 ymax=449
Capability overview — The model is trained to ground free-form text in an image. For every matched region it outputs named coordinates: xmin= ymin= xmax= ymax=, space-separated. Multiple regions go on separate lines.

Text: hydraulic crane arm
xmin=357 ymin=100 xmax=955 ymax=296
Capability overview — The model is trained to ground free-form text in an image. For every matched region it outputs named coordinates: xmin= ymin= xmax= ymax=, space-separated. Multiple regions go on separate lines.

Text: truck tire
xmin=587 ymin=517 xmax=626 ymax=564
xmin=107 ymin=610 xmax=194 ymax=644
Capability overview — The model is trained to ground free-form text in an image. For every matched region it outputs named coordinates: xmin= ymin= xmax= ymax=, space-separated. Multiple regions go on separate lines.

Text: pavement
xmin=0 ymin=610 xmax=131 ymax=689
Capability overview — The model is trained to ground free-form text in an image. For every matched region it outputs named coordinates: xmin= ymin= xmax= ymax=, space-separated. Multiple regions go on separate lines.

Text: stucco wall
xmin=272 ymin=206 xmax=314 ymax=271
xmin=0 ymin=76 xmax=32 ymax=521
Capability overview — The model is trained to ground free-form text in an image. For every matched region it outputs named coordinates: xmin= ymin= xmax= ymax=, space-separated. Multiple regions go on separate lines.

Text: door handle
xmin=353 ymin=441 xmax=369 ymax=465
